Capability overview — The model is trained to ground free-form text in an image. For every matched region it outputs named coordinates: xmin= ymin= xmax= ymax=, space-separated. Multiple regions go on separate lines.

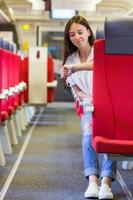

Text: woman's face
xmin=69 ymin=23 xmax=91 ymax=49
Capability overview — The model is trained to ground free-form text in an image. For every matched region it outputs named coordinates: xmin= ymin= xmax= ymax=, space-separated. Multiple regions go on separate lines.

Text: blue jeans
xmin=81 ymin=112 xmax=117 ymax=181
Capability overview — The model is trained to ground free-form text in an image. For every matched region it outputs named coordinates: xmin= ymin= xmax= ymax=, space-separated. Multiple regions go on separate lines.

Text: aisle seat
xmin=8 ymin=51 xmax=23 ymax=136
xmin=20 ymin=56 xmax=28 ymax=104
xmin=3 ymin=42 xmax=18 ymax=145
xmin=0 ymin=39 xmax=8 ymax=122
xmin=0 ymin=49 xmax=8 ymax=122
xmin=13 ymin=54 xmax=27 ymax=131
xmin=93 ymin=17 xmax=133 ymax=156
xmin=0 ymin=43 xmax=12 ymax=155
xmin=2 ymin=41 xmax=15 ymax=117
xmin=20 ymin=57 xmax=29 ymax=103
xmin=14 ymin=54 xmax=21 ymax=107
xmin=19 ymin=56 xmax=29 ymax=128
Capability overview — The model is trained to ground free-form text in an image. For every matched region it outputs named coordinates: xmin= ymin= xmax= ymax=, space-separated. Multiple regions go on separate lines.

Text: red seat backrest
xmin=47 ymin=55 xmax=54 ymax=82
xmin=93 ymin=17 xmax=133 ymax=154
xmin=21 ymin=57 xmax=29 ymax=103
xmin=14 ymin=54 xmax=21 ymax=106
xmin=47 ymin=55 xmax=55 ymax=102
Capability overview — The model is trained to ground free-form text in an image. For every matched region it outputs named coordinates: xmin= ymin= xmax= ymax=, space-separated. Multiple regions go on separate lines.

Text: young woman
xmin=60 ymin=15 xmax=116 ymax=199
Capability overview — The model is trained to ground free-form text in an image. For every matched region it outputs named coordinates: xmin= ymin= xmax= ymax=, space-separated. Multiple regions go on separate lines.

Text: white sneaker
xmin=99 ymin=184 xmax=113 ymax=199
xmin=84 ymin=182 xmax=98 ymax=199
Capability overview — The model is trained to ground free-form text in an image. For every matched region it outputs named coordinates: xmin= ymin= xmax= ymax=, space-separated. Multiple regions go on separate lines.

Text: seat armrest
xmin=8 ymin=87 xmax=15 ymax=96
xmin=47 ymin=80 xmax=57 ymax=88
xmin=14 ymin=85 xmax=20 ymax=93
xmin=18 ymin=82 xmax=27 ymax=91
xmin=0 ymin=89 xmax=9 ymax=99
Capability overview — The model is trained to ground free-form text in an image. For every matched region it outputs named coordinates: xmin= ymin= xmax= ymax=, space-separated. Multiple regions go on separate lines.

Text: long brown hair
xmin=63 ymin=15 xmax=95 ymax=65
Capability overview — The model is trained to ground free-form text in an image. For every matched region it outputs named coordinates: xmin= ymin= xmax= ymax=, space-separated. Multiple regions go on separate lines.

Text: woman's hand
xmin=60 ymin=64 xmax=73 ymax=79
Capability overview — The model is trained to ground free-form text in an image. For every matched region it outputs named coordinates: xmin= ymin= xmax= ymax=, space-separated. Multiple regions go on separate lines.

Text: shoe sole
xmin=99 ymin=198 xmax=113 ymax=200
xmin=85 ymin=196 xmax=98 ymax=199
xmin=99 ymin=197 xmax=114 ymax=200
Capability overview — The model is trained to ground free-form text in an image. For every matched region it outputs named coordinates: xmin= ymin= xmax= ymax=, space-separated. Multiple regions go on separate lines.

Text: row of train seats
xmin=0 ymin=37 xmax=56 ymax=166
xmin=92 ymin=16 xmax=133 ymax=167
xmin=0 ymin=37 xmax=29 ymax=166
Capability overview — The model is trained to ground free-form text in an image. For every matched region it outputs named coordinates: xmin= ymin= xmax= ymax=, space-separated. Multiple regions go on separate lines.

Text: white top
xmin=65 ymin=48 xmax=93 ymax=97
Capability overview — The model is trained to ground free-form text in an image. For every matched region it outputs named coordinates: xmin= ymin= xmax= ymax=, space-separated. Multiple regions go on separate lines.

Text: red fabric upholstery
xmin=2 ymin=50 xmax=9 ymax=90
xmin=8 ymin=106 xmax=14 ymax=116
xmin=0 ymin=49 xmax=8 ymax=122
xmin=20 ymin=57 xmax=29 ymax=103
xmin=8 ymin=52 xmax=16 ymax=114
xmin=78 ymin=105 xmax=84 ymax=119
xmin=47 ymin=55 xmax=55 ymax=102
xmin=47 ymin=55 xmax=54 ymax=82
xmin=0 ymin=49 xmax=10 ymax=120
xmin=0 ymin=49 xmax=3 ymax=121
xmin=93 ymin=39 xmax=133 ymax=154
xmin=14 ymin=54 xmax=21 ymax=107
xmin=1 ymin=111 xmax=8 ymax=122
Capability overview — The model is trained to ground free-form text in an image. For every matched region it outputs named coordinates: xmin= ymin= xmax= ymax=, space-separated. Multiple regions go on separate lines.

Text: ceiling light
xmin=27 ymin=0 xmax=45 ymax=10
xmin=51 ymin=0 xmax=102 ymax=12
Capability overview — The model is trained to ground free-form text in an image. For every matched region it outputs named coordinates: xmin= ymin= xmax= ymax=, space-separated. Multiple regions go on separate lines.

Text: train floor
xmin=0 ymin=102 xmax=133 ymax=200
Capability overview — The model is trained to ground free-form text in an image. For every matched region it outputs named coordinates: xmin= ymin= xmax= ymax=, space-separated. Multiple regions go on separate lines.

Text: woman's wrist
xmin=71 ymin=64 xmax=76 ymax=73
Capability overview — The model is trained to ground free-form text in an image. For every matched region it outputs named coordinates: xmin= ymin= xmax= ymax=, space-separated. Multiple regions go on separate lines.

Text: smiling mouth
xmin=75 ymin=40 xmax=82 ymax=45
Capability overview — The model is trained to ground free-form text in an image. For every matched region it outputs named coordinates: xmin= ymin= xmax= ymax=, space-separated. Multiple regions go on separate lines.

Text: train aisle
xmin=0 ymin=102 xmax=132 ymax=200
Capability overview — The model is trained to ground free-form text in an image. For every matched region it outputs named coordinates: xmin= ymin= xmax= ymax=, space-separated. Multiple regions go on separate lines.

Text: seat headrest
xmin=96 ymin=26 xmax=104 ymax=40
xmin=105 ymin=17 xmax=133 ymax=54
xmin=3 ymin=40 xmax=9 ymax=50
xmin=9 ymin=43 xmax=14 ymax=52
xmin=0 ymin=37 xmax=3 ymax=48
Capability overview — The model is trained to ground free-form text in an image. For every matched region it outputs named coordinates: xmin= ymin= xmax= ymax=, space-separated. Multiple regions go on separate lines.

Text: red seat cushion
xmin=1 ymin=111 xmax=8 ymax=122
xmin=93 ymin=136 xmax=133 ymax=154
xmin=8 ymin=106 xmax=14 ymax=116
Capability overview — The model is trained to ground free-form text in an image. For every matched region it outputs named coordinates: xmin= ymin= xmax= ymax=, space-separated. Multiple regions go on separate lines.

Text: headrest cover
xmin=3 ymin=40 xmax=9 ymax=50
xmin=0 ymin=37 xmax=3 ymax=48
xmin=96 ymin=26 xmax=104 ymax=40
xmin=9 ymin=43 xmax=14 ymax=52
xmin=105 ymin=17 xmax=133 ymax=54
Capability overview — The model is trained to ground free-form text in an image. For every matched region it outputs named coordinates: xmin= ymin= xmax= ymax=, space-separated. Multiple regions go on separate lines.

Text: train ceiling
xmin=0 ymin=0 xmax=133 ymax=23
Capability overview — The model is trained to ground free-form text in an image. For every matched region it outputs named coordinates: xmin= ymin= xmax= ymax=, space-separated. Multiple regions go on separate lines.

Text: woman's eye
xmin=78 ymin=31 xmax=83 ymax=34
xmin=69 ymin=34 xmax=75 ymax=37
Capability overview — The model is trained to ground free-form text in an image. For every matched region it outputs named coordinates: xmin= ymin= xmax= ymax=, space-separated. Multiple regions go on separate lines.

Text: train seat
xmin=93 ymin=17 xmax=133 ymax=156
xmin=47 ymin=55 xmax=57 ymax=102
xmin=1 ymin=48 xmax=10 ymax=117
xmin=3 ymin=46 xmax=19 ymax=145
xmin=19 ymin=56 xmax=28 ymax=104
xmin=0 ymin=45 xmax=12 ymax=155
xmin=0 ymin=48 xmax=9 ymax=122
xmin=2 ymin=41 xmax=15 ymax=117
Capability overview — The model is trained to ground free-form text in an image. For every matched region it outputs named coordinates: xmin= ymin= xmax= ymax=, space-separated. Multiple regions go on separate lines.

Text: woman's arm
xmin=72 ymin=61 xmax=93 ymax=72
xmin=60 ymin=61 xmax=93 ymax=79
